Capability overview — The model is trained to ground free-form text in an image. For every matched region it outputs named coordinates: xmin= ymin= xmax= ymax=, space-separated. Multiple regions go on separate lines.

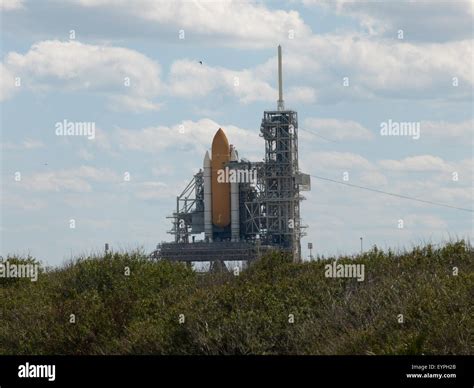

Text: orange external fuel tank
xmin=211 ymin=128 xmax=231 ymax=227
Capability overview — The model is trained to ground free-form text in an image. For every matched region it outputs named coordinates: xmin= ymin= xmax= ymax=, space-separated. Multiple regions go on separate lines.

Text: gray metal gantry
xmin=259 ymin=109 xmax=303 ymax=262
xmin=167 ymin=170 xmax=204 ymax=244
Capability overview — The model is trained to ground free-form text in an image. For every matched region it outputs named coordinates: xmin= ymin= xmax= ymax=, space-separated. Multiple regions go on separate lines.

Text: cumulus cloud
xmin=77 ymin=148 xmax=94 ymax=161
xmin=1 ymin=138 xmax=44 ymax=150
xmin=3 ymin=193 xmax=45 ymax=211
xmin=358 ymin=171 xmax=388 ymax=187
xmin=378 ymin=155 xmax=453 ymax=172
xmin=434 ymin=186 xmax=473 ymax=204
xmin=1 ymin=2 xmax=472 ymax=106
xmin=301 ymin=151 xmax=472 ymax=211
xmin=167 ymin=59 xmax=275 ymax=104
xmin=2 ymin=35 xmax=471 ymax=107
xmin=2 ymin=40 xmax=162 ymax=111
xmin=73 ymin=0 xmax=312 ymax=48
xmin=107 ymin=95 xmax=163 ymax=113
xmin=420 ymin=120 xmax=473 ymax=143
xmin=305 ymin=0 xmax=473 ymax=42
xmin=20 ymin=166 xmax=121 ymax=192
xmin=286 ymin=86 xmax=317 ymax=104
xmin=304 ymin=151 xmax=373 ymax=171
xmin=302 ymin=118 xmax=374 ymax=141
xmin=242 ymin=33 xmax=472 ymax=104
xmin=132 ymin=181 xmax=177 ymax=201
xmin=1 ymin=0 xmax=24 ymax=11
xmin=0 ymin=63 xmax=16 ymax=101
xmin=290 ymin=34 xmax=472 ymax=101
xmin=114 ymin=118 xmax=261 ymax=156
xmin=390 ymin=177 xmax=472 ymax=204
xmin=403 ymin=214 xmax=448 ymax=230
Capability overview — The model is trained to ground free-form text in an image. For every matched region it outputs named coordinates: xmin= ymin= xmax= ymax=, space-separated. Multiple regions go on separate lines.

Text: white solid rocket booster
xmin=203 ymin=151 xmax=213 ymax=242
xmin=230 ymin=145 xmax=240 ymax=242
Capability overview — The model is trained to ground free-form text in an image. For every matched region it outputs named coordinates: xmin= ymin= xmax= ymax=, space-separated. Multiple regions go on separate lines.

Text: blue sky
xmin=1 ymin=0 xmax=472 ymax=266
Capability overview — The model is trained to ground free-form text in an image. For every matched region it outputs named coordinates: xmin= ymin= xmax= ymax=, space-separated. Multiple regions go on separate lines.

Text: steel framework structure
xmin=244 ymin=109 xmax=303 ymax=262
xmin=167 ymin=170 xmax=204 ymax=243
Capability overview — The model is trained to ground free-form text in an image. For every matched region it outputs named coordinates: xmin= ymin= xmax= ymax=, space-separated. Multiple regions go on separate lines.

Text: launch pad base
xmin=151 ymin=241 xmax=275 ymax=263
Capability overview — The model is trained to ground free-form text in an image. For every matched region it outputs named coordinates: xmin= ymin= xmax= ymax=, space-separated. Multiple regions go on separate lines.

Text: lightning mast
xmin=277 ymin=45 xmax=285 ymax=111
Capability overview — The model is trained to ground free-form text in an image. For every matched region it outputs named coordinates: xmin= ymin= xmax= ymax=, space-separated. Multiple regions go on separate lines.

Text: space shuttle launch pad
xmin=151 ymin=46 xmax=311 ymax=265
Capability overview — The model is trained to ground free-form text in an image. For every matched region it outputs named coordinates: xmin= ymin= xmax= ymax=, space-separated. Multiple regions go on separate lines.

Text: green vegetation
xmin=0 ymin=241 xmax=472 ymax=355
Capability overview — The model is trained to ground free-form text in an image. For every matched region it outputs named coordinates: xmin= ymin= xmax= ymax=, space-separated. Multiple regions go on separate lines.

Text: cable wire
xmin=310 ymin=174 xmax=473 ymax=213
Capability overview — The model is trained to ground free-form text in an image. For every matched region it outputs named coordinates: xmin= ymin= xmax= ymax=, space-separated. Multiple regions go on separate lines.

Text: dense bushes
xmin=0 ymin=242 xmax=472 ymax=355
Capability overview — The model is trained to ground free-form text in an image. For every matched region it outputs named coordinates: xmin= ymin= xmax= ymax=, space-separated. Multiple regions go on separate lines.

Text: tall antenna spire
xmin=277 ymin=45 xmax=285 ymax=111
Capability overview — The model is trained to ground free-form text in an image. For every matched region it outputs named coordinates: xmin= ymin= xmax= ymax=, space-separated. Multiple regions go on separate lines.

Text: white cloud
xmin=2 ymin=34 xmax=471 ymax=107
xmin=167 ymin=59 xmax=275 ymax=104
xmin=304 ymin=151 xmax=373 ymax=171
xmin=1 ymin=3 xmax=471 ymax=106
xmin=302 ymin=118 xmax=374 ymax=141
xmin=133 ymin=181 xmax=176 ymax=201
xmin=81 ymin=219 xmax=115 ymax=229
xmin=59 ymin=192 xmax=121 ymax=209
xmin=243 ymin=33 xmax=472 ymax=104
xmin=2 ymin=40 xmax=162 ymax=111
xmin=290 ymin=34 xmax=472 ymax=101
xmin=359 ymin=171 xmax=388 ymax=187
xmin=305 ymin=0 xmax=473 ymax=42
xmin=392 ymin=179 xmax=473 ymax=204
xmin=20 ymin=166 xmax=121 ymax=192
xmin=404 ymin=214 xmax=448 ymax=229
xmin=115 ymin=118 xmax=261 ymax=156
xmin=286 ymin=86 xmax=317 ymax=104
xmin=453 ymin=159 xmax=474 ymax=184
xmin=0 ymin=63 xmax=16 ymax=101
xmin=151 ymin=165 xmax=175 ymax=177
xmin=3 ymin=193 xmax=45 ymax=210
xmin=77 ymin=148 xmax=94 ymax=161
xmin=1 ymin=0 xmax=24 ymax=11
xmin=421 ymin=120 xmax=473 ymax=143
xmin=107 ymin=95 xmax=163 ymax=113
xmin=74 ymin=0 xmax=312 ymax=48
xmin=302 ymin=152 xmax=472 ymax=210
xmin=379 ymin=155 xmax=453 ymax=172
xmin=1 ymin=138 xmax=44 ymax=150
xmin=434 ymin=187 xmax=473 ymax=204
